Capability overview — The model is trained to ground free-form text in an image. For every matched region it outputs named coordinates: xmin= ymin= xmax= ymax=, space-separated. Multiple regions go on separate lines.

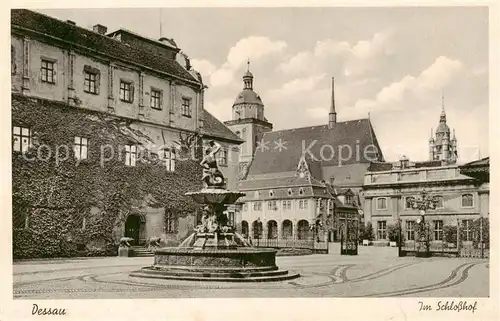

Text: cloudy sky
xmin=39 ymin=7 xmax=489 ymax=163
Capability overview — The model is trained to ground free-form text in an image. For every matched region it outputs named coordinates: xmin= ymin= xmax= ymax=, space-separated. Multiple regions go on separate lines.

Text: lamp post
xmin=409 ymin=189 xmax=439 ymax=258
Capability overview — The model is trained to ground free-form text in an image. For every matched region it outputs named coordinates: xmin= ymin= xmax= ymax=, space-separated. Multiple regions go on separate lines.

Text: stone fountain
xmin=130 ymin=141 xmax=299 ymax=282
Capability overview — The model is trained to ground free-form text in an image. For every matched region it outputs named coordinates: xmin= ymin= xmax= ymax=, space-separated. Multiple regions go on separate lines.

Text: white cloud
xmin=190 ymin=59 xmax=216 ymax=78
xmin=194 ymin=36 xmax=288 ymax=88
xmin=267 ymin=74 xmax=326 ymax=98
xmin=278 ymin=31 xmax=393 ymax=78
xmin=278 ymin=51 xmax=312 ymax=74
xmin=226 ymin=36 xmax=287 ymax=69
xmin=345 ymin=56 xmax=464 ymax=117
xmin=204 ymin=97 xmax=234 ymax=121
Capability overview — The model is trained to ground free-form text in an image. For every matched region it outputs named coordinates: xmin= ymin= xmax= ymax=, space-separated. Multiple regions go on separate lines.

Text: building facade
xmin=11 ymin=9 xmax=241 ymax=256
xmin=224 ymin=71 xmax=383 ymax=241
xmin=363 ymin=157 xmax=489 ymax=244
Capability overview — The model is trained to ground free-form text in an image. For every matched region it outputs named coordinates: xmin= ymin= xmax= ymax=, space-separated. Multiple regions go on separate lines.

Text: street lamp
xmin=408 ymin=189 xmax=439 ymax=257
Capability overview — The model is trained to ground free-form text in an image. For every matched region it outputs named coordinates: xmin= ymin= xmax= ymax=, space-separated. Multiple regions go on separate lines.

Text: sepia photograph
xmin=3 ymin=2 xmax=498 ymax=320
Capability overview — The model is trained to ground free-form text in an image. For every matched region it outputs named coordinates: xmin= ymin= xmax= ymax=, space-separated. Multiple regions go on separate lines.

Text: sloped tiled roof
xmin=11 ymin=9 xmax=199 ymax=85
xmin=247 ymin=119 xmax=383 ymax=176
xmin=202 ymin=111 xmax=242 ymax=143
xmin=322 ymin=163 xmax=371 ymax=187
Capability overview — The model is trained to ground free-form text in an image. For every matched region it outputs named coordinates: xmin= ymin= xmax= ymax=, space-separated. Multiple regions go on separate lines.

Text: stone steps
xmin=129 ymin=268 xmax=300 ymax=282
xmin=130 ymin=247 xmax=154 ymax=257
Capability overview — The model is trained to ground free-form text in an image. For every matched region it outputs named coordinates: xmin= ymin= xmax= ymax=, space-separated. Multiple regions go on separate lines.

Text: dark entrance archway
xmin=267 ymin=220 xmax=278 ymax=239
xmin=125 ymin=214 xmax=141 ymax=246
xmin=297 ymin=220 xmax=310 ymax=240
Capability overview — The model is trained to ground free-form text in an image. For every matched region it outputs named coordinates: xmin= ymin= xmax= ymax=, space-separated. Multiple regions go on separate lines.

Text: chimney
xmin=66 ymin=20 xmax=76 ymax=26
xmin=93 ymin=24 xmax=108 ymax=35
xmin=328 ymin=77 xmax=337 ymax=129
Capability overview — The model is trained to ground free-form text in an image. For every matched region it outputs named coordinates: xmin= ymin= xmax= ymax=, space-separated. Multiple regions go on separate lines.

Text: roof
xmin=461 ymin=157 xmax=489 ymax=167
xmin=202 ymin=111 xmax=243 ymax=143
xmin=233 ymin=89 xmax=264 ymax=106
xmin=11 ymin=9 xmax=199 ymax=85
xmin=247 ymin=118 xmax=383 ymax=176
xmin=322 ymin=163 xmax=371 ymax=187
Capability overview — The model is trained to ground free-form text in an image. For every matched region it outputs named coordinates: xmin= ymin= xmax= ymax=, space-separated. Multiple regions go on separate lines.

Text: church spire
xmin=243 ymin=59 xmax=253 ymax=90
xmin=328 ymin=77 xmax=337 ymax=129
xmin=440 ymin=92 xmax=446 ymax=123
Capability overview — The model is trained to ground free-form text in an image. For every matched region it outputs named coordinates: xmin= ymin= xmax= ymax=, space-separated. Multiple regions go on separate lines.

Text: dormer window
xmin=299 ymin=188 xmax=304 ymax=196
xmin=269 ymin=190 xmax=274 ymax=197
xmin=287 ymin=188 xmax=293 ymax=196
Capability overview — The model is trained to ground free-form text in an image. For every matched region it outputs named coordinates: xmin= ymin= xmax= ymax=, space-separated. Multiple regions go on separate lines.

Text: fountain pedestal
xmin=130 ymin=188 xmax=299 ymax=282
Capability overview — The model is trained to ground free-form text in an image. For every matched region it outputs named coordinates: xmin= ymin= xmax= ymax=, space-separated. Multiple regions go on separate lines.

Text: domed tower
xmin=224 ymin=61 xmax=273 ymax=173
xmin=428 ymin=95 xmax=457 ymax=164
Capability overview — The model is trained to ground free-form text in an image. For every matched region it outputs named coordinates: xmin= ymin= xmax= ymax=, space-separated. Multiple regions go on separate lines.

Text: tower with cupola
xmin=224 ymin=61 xmax=273 ymax=178
xmin=429 ymin=95 xmax=458 ymax=164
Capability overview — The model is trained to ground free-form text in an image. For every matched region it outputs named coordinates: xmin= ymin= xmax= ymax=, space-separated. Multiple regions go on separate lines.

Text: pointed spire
xmin=247 ymin=58 xmax=250 ymax=72
xmin=439 ymin=93 xmax=447 ymax=123
xmin=429 ymin=128 xmax=434 ymax=142
xmin=243 ymin=59 xmax=253 ymax=90
xmin=329 ymin=77 xmax=337 ymax=128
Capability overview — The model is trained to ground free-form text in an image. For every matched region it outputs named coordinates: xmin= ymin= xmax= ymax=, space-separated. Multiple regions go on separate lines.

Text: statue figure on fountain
xmin=200 ymin=140 xmax=225 ymax=189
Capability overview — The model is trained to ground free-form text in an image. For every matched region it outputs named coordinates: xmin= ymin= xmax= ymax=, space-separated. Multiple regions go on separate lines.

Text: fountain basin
xmin=185 ymin=189 xmax=245 ymax=204
xmin=130 ymin=247 xmax=300 ymax=282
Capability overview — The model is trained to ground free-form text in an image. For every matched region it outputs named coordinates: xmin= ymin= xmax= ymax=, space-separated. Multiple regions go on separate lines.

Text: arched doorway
xmin=125 ymin=214 xmax=142 ymax=245
xmin=252 ymin=220 xmax=263 ymax=239
xmin=267 ymin=220 xmax=278 ymax=239
xmin=297 ymin=220 xmax=310 ymax=240
xmin=241 ymin=220 xmax=249 ymax=238
xmin=282 ymin=220 xmax=293 ymax=239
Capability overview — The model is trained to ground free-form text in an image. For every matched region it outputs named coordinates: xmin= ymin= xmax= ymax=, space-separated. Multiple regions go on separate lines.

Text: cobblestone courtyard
xmin=13 ymin=246 xmax=489 ymax=299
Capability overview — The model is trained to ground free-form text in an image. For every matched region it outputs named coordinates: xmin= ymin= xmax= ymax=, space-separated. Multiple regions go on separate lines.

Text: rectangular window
xmin=12 ymin=126 xmax=31 ymax=153
xmin=253 ymin=202 xmax=262 ymax=211
xmin=150 ymin=88 xmax=162 ymax=109
xmin=181 ymin=97 xmax=192 ymax=117
xmin=377 ymin=221 xmax=387 ymax=240
xmin=74 ymin=136 xmax=88 ymax=160
xmin=461 ymin=194 xmax=474 ymax=208
xmin=462 ymin=219 xmax=474 ymax=241
xmin=267 ymin=201 xmax=277 ymax=211
xmin=84 ymin=71 xmax=98 ymax=94
xmin=218 ymin=149 xmax=228 ymax=166
xmin=161 ymin=148 xmax=176 ymax=172
xmin=377 ymin=198 xmax=387 ymax=210
xmin=434 ymin=220 xmax=443 ymax=241
xmin=41 ymin=59 xmax=55 ymax=83
xmin=120 ymin=80 xmax=133 ymax=102
xmin=165 ymin=211 xmax=177 ymax=233
xmin=124 ymin=145 xmax=137 ymax=167
xmin=405 ymin=197 xmax=415 ymax=209
xmin=405 ymin=220 xmax=415 ymax=241
xmin=243 ymin=203 xmax=248 ymax=211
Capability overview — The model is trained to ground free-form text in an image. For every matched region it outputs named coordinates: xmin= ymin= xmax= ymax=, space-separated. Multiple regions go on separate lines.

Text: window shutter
xmin=53 ymin=62 xmax=57 ymax=83
xmin=130 ymin=83 xmax=135 ymax=102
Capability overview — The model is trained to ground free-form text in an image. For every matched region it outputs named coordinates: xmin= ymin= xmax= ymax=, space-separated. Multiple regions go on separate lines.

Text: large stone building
xmin=224 ymin=71 xmax=384 ymax=241
xmin=11 ymin=9 xmax=241 ymax=256
xmin=362 ymin=107 xmax=489 ymax=244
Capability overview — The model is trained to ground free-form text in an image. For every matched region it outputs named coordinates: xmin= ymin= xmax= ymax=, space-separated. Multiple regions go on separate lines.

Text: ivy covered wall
xmin=12 ymin=94 xmax=203 ymax=259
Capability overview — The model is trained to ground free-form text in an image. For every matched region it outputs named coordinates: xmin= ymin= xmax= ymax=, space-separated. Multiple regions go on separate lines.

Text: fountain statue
xmin=130 ymin=141 xmax=299 ymax=282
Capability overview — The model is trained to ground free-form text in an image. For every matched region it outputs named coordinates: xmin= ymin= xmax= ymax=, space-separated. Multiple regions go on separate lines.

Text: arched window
xmin=252 ymin=220 xmax=263 ymax=239
xmin=267 ymin=220 xmax=278 ymax=239
xmin=405 ymin=196 xmax=415 ymax=209
xmin=241 ymin=220 xmax=249 ymax=237
xmin=282 ymin=220 xmax=293 ymax=239
xmin=287 ymin=188 xmax=293 ymax=196
xmin=461 ymin=194 xmax=474 ymax=208
xmin=269 ymin=190 xmax=274 ymax=197
xmin=297 ymin=220 xmax=310 ymax=240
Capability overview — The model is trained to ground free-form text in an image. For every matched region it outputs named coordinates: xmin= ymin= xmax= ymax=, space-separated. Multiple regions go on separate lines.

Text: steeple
xmin=328 ymin=77 xmax=337 ymax=129
xmin=440 ymin=93 xmax=446 ymax=123
xmin=243 ymin=59 xmax=253 ymax=90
